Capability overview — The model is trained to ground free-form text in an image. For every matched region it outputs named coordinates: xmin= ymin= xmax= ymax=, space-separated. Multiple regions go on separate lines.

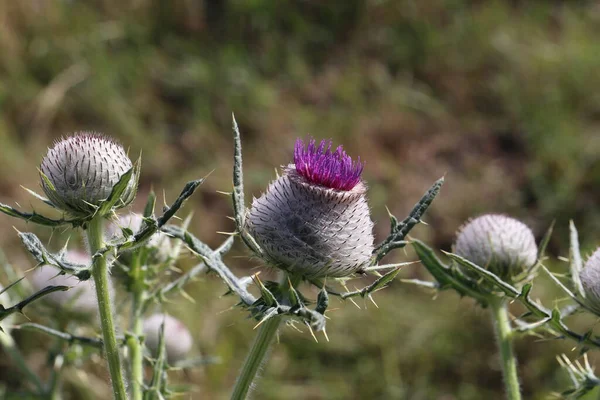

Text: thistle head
xmin=40 ymin=132 xmax=137 ymax=218
xmin=246 ymin=137 xmax=374 ymax=279
xmin=30 ymin=250 xmax=109 ymax=315
xmin=453 ymin=214 xmax=538 ymax=282
xmin=579 ymin=248 xmax=600 ymax=315
xmin=142 ymin=314 xmax=193 ymax=363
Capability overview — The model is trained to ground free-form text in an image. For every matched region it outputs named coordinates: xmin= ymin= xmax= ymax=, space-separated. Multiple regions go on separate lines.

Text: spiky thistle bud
xmin=246 ymin=138 xmax=374 ymax=279
xmin=107 ymin=213 xmax=171 ymax=262
xmin=40 ymin=132 xmax=137 ymax=218
xmin=30 ymin=250 xmax=110 ymax=315
xmin=579 ymin=248 xmax=600 ymax=315
xmin=142 ymin=314 xmax=193 ymax=363
xmin=453 ymin=214 xmax=538 ymax=281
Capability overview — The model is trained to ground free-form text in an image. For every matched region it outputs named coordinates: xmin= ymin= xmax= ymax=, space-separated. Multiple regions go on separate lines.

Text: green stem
xmin=128 ymin=252 xmax=145 ymax=400
xmin=230 ymin=315 xmax=281 ymax=400
xmin=490 ymin=298 xmax=521 ymax=400
xmin=230 ymin=273 xmax=299 ymax=400
xmin=87 ymin=216 xmax=127 ymax=400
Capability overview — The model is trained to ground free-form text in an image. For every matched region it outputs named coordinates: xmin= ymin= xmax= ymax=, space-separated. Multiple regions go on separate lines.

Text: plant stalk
xmin=490 ymin=298 xmax=521 ymax=400
xmin=230 ymin=315 xmax=281 ymax=400
xmin=230 ymin=273 xmax=300 ymax=400
xmin=87 ymin=216 xmax=127 ymax=400
xmin=128 ymin=251 xmax=145 ymax=400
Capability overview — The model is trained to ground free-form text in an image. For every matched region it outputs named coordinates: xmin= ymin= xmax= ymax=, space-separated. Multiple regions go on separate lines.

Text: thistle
xmin=246 ymin=138 xmax=374 ymax=279
xmin=453 ymin=214 xmax=538 ymax=283
xmin=29 ymin=250 xmax=111 ymax=315
xmin=142 ymin=314 xmax=193 ymax=363
xmin=40 ymin=132 xmax=137 ymax=218
xmin=579 ymin=248 xmax=600 ymax=315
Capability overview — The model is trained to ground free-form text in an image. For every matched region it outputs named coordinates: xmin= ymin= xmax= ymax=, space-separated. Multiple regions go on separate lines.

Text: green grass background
xmin=2 ymin=1 xmax=600 ymax=399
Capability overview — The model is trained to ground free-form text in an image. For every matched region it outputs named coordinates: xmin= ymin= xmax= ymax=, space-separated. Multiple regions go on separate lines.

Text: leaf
xmin=0 ymin=202 xmax=77 ymax=227
xmin=144 ymin=190 xmax=157 ymax=219
xmin=374 ymin=177 xmax=444 ymax=263
xmin=231 ymin=113 xmax=246 ymax=231
xmin=96 ymin=166 xmax=134 ymax=217
xmin=569 ymin=220 xmax=585 ymax=299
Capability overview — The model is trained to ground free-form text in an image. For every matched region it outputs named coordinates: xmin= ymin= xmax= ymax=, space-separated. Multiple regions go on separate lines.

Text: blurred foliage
xmin=2 ymin=0 xmax=600 ymax=399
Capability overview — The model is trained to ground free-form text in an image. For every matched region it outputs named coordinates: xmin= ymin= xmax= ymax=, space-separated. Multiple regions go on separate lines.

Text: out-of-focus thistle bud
xmin=579 ymin=248 xmax=600 ymax=315
xmin=246 ymin=138 xmax=374 ymax=279
xmin=107 ymin=213 xmax=171 ymax=262
xmin=30 ymin=250 xmax=109 ymax=315
xmin=453 ymin=214 xmax=538 ymax=281
xmin=40 ymin=132 xmax=137 ymax=218
xmin=143 ymin=313 xmax=193 ymax=363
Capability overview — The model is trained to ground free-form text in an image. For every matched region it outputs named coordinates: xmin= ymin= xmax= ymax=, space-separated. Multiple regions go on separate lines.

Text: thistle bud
xmin=246 ymin=138 xmax=374 ymax=279
xmin=453 ymin=214 xmax=538 ymax=281
xmin=107 ymin=213 xmax=171 ymax=262
xmin=40 ymin=132 xmax=137 ymax=217
xmin=29 ymin=250 xmax=109 ymax=315
xmin=579 ymin=248 xmax=600 ymax=314
xmin=142 ymin=314 xmax=193 ymax=363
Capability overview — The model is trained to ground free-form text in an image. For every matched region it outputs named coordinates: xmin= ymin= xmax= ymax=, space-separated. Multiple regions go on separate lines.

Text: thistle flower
xmin=579 ymin=248 xmax=600 ymax=315
xmin=453 ymin=214 xmax=538 ymax=281
xmin=246 ymin=138 xmax=374 ymax=279
xmin=30 ymin=250 xmax=110 ymax=315
xmin=107 ymin=213 xmax=171 ymax=262
xmin=40 ymin=132 xmax=137 ymax=218
xmin=142 ymin=314 xmax=193 ymax=363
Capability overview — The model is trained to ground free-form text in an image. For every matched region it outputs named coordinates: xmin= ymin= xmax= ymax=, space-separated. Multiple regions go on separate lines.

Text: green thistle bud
xmin=453 ymin=214 xmax=538 ymax=281
xmin=579 ymin=248 xmax=600 ymax=314
xmin=40 ymin=132 xmax=137 ymax=218
xmin=142 ymin=314 xmax=193 ymax=363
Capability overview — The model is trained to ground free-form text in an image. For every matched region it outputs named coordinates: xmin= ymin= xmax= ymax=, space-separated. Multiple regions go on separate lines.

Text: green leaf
xmin=96 ymin=166 xmax=134 ymax=217
xmin=252 ymin=275 xmax=277 ymax=307
xmin=144 ymin=190 xmax=156 ymax=218
xmin=231 ymin=113 xmax=246 ymax=231
xmin=0 ymin=202 xmax=77 ymax=227
xmin=443 ymin=251 xmax=520 ymax=297
xmin=569 ymin=220 xmax=585 ymax=299
xmin=0 ymin=285 xmax=69 ymax=323
xmin=374 ymin=177 xmax=444 ymax=263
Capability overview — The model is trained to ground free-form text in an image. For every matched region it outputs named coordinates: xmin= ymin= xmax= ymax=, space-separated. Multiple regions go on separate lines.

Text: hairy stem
xmin=230 ymin=273 xmax=300 ymax=400
xmin=230 ymin=315 xmax=281 ymax=400
xmin=490 ymin=298 xmax=521 ymax=400
xmin=87 ymin=216 xmax=127 ymax=399
xmin=127 ymin=252 xmax=145 ymax=400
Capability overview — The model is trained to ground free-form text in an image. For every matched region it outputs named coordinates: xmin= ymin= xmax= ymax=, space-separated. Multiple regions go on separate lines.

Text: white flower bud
xmin=246 ymin=138 xmax=374 ymax=279
xmin=579 ymin=248 xmax=600 ymax=314
xmin=29 ymin=250 xmax=110 ymax=315
xmin=40 ymin=132 xmax=137 ymax=217
xmin=453 ymin=214 xmax=538 ymax=280
xmin=107 ymin=213 xmax=171 ymax=262
xmin=142 ymin=314 xmax=193 ymax=363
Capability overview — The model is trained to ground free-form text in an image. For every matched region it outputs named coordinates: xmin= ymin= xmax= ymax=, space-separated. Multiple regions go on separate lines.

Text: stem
xmin=230 ymin=316 xmax=281 ymax=400
xmin=128 ymin=252 xmax=145 ymax=400
xmin=230 ymin=273 xmax=299 ymax=400
xmin=87 ymin=216 xmax=127 ymax=400
xmin=490 ymin=298 xmax=521 ymax=400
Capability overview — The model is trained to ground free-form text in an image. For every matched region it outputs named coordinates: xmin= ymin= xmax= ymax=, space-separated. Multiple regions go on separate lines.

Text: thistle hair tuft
xmin=142 ymin=314 xmax=193 ymax=363
xmin=453 ymin=214 xmax=538 ymax=280
xmin=579 ymin=248 xmax=600 ymax=314
xmin=40 ymin=132 xmax=136 ymax=217
xmin=246 ymin=137 xmax=374 ymax=279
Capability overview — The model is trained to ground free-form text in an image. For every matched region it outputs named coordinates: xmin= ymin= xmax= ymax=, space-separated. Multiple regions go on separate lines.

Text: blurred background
xmin=1 ymin=1 xmax=600 ymax=399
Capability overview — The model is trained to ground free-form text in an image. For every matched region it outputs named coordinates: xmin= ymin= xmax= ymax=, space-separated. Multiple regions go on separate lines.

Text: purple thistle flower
xmin=245 ymin=138 xmax=374 ymax=279
xmin=294 ymin=138 xmax=364 ymax=191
